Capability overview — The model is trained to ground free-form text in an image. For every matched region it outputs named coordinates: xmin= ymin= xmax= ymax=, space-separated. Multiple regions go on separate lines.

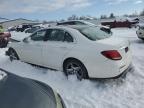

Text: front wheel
xmin=63 ymin=59 xmax=88 ymax=80
xmin=9 ymin=49 xmax=19 ymax=61
xmin=0 ymin=39 xmax=8 ymax=48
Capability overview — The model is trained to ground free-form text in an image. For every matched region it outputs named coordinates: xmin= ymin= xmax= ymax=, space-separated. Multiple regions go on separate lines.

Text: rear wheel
xmin=9 ymin=48 xmax=19 ymax=61
xmin=63 ymin=59 xmax=88 ymax=80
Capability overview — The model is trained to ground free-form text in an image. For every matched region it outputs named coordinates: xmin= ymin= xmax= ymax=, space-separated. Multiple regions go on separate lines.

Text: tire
xmin=9 ymin=48 xmax=19 ymax=61
xmin=0 ymin=39 xmax=8 ymax=48
xmin=63 ymin=59 xmax=88 ymax=80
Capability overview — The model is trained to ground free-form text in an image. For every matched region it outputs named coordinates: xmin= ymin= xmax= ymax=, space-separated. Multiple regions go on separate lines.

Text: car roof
xmin=35 ymin=25 xmax=90 ymax=33
xmin=53 ymin=25 xmax=101 ymax=30
xmin=57 ymin=20 xmax=110 ymax=29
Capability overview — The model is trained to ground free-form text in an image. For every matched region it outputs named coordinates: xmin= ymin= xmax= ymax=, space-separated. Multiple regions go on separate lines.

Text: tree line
xmin=65 ymin=9 xmax=144 ymax=21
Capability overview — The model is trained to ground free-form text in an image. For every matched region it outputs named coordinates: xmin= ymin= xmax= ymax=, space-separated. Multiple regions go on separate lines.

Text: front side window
xmin=45 ymin=29 xmax=74 ymax=43
xmin=48 ymin=29 xmax=65 ymax=41
xmin=31 ymin=30 xmax=46 ymax=41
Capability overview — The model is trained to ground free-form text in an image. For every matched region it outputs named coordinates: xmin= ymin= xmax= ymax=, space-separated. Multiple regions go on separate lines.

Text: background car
xmin=136 ymin=24 xmax=144 ymax=40
xmin=25 ymin=26 xmax=43 ymax=33
xmin=57 ymin=20 xmax=112 ymax=34
xmin=101 ymin=18 xmax=139 ymax=28
xmin=57 ymin=20 xmax=96 ymax=26
xmin=16 ymin=24 xmax=32 ymax=32
xmin=6 ymin=25 xmax=131 ymax=80
xmin=0 ymin=32 xmax=11 ymax=48
xmin=7 ymin=26 xmax=17 ymax=32
xmin=0 ymin=68 xmax=66 ymax=108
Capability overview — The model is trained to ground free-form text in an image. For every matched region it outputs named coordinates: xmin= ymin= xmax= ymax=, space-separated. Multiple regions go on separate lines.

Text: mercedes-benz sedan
xmin=6 ymin=25 xmax=132 ymax=80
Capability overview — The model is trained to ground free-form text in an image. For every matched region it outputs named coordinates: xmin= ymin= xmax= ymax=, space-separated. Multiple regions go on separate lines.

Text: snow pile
xmin=0 ymin=28 xmax=144 ymax=108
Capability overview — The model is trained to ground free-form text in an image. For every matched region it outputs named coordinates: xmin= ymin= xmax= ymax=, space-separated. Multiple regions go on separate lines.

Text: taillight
xmin=101 ymin=50 xmax=122 ymax=60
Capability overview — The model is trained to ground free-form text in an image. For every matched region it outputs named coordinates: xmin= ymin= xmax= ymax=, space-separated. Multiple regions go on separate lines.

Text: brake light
xmin=101 ymin=50 xmax=122 ymax=60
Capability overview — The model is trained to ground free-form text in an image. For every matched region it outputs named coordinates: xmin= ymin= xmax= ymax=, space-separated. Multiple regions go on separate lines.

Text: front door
xmin=42 ymin=29 xmax=75 ymax=70
xmin=20 ymin=29 xmax=47 ymax=66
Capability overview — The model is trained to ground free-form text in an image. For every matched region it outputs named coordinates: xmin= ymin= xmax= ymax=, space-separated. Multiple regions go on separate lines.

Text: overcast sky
xmin=0 ymin=0 xmax=144 ymax=21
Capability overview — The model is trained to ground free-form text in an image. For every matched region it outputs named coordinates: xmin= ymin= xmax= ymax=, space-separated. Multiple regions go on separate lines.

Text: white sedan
xmin=6 ymin=25 xmax=132 ymax=80
xmin=136 ymin=24 xmax=144 ymax=40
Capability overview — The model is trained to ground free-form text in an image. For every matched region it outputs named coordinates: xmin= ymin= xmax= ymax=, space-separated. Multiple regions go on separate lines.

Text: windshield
xmin=76 ymin=26 xmax=112 ymax=41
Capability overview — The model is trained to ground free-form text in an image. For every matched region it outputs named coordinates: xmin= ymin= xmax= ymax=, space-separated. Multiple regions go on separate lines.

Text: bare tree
xmin=109 ymin=13 xmax=115 ymax=18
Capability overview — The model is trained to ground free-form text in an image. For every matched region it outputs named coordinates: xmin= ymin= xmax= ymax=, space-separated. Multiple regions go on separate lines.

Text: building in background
xmin=0 ymin=18 xmax=40 ymax=29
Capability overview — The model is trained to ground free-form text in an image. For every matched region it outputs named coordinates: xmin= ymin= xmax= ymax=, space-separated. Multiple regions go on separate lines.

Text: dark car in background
xmin=16 ymin=24 xmax=32 ymax=32
xmin=0 ymin=32 xmax=11 ymax=48
xmin=101 ymin=20 xmax=139 ymax=28
xmin=0 ymin=68 xmax=66 ymax=108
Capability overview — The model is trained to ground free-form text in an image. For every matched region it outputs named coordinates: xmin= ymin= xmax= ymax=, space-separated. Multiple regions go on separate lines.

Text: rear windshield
xmin=76 ymin=26 xmax=112 ymax=41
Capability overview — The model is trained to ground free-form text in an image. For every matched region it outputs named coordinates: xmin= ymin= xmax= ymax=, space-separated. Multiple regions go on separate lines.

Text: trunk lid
xmin=97 ymin=37 xmax=129 ymax=49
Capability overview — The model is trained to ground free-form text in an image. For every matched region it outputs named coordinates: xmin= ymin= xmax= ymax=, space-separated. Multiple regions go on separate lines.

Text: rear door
xmin=42 ymin=29 xmax=75 ymax=70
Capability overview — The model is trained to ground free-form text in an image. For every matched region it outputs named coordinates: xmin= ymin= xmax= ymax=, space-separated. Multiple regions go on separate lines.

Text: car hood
xmin=0 ymin=69 xmax=57 ymax=108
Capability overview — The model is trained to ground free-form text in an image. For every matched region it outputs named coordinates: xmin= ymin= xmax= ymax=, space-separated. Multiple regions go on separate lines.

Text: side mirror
xmin=23 ymin=37 xmax=30 ymax=43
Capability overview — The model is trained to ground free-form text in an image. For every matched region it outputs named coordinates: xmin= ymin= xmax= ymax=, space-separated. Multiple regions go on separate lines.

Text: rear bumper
xmin=108 ymin=63 xmax=132 ymax=79
xmin=89 ymin=64 xmax=132 ymax=80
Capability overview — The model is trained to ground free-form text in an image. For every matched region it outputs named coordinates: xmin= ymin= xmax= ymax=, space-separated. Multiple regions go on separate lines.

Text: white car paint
xmin=8 ymin=26 xmax=132 ymax=78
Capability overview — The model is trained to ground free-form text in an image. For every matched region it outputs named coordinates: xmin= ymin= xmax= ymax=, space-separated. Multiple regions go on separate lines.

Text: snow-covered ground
xmin=0 ymin=28 xmax=144 ymax=108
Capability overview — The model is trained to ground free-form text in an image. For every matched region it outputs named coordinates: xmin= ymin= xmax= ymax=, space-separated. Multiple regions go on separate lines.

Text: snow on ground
xmin=0 ymin=28 xmax=144 ymax=108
